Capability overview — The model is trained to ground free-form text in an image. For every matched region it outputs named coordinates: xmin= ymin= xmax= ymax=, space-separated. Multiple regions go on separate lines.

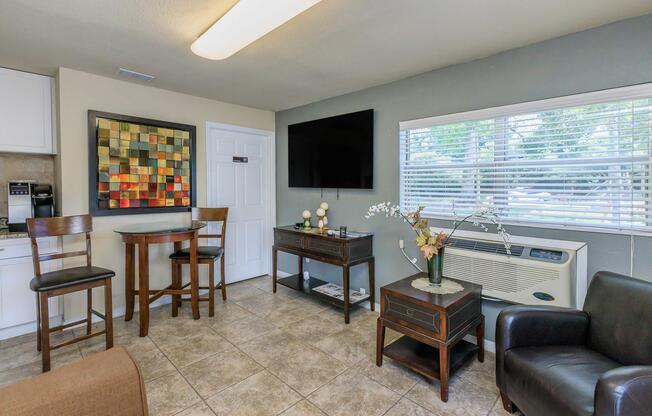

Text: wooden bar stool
xmin=169 ymin=208 xmax=228 ymax=317
xmin=27 ymin=215 xmax=114 ymax=372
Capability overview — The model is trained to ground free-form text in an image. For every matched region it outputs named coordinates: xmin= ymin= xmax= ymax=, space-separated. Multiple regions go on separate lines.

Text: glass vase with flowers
xmin=365 ymin=203 xmax=511 ymax=286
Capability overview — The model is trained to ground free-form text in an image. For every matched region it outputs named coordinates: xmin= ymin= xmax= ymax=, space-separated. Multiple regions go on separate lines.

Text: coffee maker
xmin=31 ymin=184 xmax=55 ymax=218
xmin=7 ymin=181 xmax=32 ymax=232
xmin=7 ymin=181 xmax=54 ymax=232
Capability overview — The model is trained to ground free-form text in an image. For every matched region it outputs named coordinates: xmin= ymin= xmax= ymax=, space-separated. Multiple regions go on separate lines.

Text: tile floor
xmin=0 ymin=275 xmax=520 ymax=416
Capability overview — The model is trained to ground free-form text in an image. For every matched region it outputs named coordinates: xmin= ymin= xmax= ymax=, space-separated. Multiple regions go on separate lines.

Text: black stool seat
xmin=169 ymin=246 xmax=223 ymax=260
xmin=30 ymin=266 xmax=115 ymax=292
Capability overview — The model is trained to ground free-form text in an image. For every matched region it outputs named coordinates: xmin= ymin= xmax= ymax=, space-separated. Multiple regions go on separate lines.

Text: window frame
xmin=399 ymin=83 xmax=652 ymax=236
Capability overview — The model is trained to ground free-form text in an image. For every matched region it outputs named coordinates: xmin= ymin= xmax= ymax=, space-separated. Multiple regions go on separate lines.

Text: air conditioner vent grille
xmin=443 ymin=252 xmax=560 ymax=294
xmin=446 ymin=237 xmax=523 ymax=256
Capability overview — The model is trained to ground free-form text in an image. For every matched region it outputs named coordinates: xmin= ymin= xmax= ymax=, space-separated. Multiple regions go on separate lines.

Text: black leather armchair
xmin=496 ymin=271 xmax=652 ymax=416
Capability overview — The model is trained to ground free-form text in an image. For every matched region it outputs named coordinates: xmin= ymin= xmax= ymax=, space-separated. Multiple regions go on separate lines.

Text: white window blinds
xmin=400 ymin=88 xmax=652 ymax=233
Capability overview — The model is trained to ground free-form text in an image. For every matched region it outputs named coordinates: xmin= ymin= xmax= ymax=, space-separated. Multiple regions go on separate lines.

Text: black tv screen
xmin=288 ymin=109 xmax=373 ymax=189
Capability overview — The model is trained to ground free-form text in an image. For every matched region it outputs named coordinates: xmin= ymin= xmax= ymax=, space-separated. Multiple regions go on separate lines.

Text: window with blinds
xmin=400 ymin=88 xmax=652 ymax=233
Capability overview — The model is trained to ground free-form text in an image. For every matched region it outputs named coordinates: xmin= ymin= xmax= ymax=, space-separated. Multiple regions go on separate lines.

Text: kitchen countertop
xmin=0 ymin=229 xmax=29 ymax=240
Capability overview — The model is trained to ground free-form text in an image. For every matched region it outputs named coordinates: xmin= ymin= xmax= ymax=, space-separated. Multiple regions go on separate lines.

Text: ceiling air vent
xmin=117 ymin=67 xmax=155 ymax=82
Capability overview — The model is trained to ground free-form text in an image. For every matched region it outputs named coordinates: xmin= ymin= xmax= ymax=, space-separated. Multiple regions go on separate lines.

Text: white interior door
xmin=207 ymin=123 xmax=274 ymax=283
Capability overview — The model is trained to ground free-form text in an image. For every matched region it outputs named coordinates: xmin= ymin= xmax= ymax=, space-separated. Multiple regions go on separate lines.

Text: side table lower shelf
xmin=277 ymin=274 xmax=370 ymax=307
xmin=383 ymin=336 xmax=479 ymax=381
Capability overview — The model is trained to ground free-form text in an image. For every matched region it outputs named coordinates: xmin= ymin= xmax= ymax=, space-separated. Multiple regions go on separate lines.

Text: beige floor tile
xmin=204 ymin=301 xmax=256 ymax=327
xmin=238 ymin=328 xmax=304 ymax=367
xmin=206 ymin=371 xmax=301 ymax=416
xmin=280 ymin=314 xmax=347 ymax=344
xmin=180 ymin=349 xmax=263 ymax=399
xmin=312 ymin=326 xmax=375 ymax=366
xmin=176 ymin=402 xmax=217 ymax=416
xmin=348 ymin=309 xmax=381 ymax=332
xmin=0 ymin=347 xmax=82 ymax=388
xmin=146 ymin=372 xmax=202 ymax=416
xmin=246 ymin=276 xmax=274 ymax=293
xmin=79 ymin=316 xmax=142 ymax=341
xmin=308 ymin=369 xmax=400 ymax=416
xmin=355 ymin=356 xmax=421 ymax=395
xmin=317 ymin=305 xmax=374 ymax=325
xmin=0 ymin=331 xmax=35 ymax=350
xmin=234 ymin=292 xmax=298 ymax=316
xmin=214 ymin=315 xmax=275 ymax=345
xmin=0 ymin=331 xmax=78 ymax=372
xmin=111 ymin=315 xmax=145 ymax=337
xmin=267 ymin=345 xmax=348 ymax=396
xmin=405 ymin=377 xmax=498 ymax=416
xmin=224 ymin=284 xmax=266 ymax=301
xmin=280 ymin=400 xmax=327 ymax=416
xmin=457 ymin=356 xmax=499 ymax=394
xmin=80 ymin=334 xmax=176 ymax=381
xmin=263 ymin=301 xmax=313 ymax=327
xmin=0 ymin=290 xmax=505 ymax=416
xmin=285 ymin=295 xmax=331 ymax=313
xmin=150 ymin=322 xmax=235 ymax=368
xmin=148 ymin=315 xmax=207 ymax=338
xmin=384 ymin=397 xmax=436 ymax=416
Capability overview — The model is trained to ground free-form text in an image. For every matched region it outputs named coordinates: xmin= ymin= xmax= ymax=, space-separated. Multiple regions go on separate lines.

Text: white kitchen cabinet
xmin=0 ymin=237 xmax=60 ymax=340
xmin=0 ymin=67 xmax=56 ymax=154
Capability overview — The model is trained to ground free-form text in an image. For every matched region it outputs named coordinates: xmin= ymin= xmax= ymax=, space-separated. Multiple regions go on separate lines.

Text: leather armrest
xmin=595 ymin=366 xmax=652 ymax=416
xmin=495 ymin=305 xmax=589 ymax=392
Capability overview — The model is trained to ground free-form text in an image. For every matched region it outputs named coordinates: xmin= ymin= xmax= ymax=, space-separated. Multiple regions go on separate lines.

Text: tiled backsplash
xmin=0 ymin=153 xmax=55 ymax=217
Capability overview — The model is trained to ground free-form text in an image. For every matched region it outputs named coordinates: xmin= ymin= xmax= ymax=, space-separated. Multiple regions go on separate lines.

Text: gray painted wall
xmin=275 ymin=14 xmax=652 ymax=341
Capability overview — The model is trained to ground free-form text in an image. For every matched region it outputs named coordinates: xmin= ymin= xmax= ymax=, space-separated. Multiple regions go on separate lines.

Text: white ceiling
xmin=1 ymin=0 xmax=651 ymax=111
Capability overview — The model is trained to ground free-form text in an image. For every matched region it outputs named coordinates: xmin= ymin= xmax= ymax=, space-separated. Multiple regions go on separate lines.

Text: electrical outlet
xmin=360 ymin=288 xmax=366 ymax=295
xmin=399 ymin=239 xmax=404 ymax=249
xmin=305 ymin=258 xmax=310 ymax=263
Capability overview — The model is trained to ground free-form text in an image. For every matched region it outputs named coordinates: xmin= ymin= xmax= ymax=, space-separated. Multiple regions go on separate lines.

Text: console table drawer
xmin=305 ymin=238 xmax=343 ymax=258
xmin=274 ymin=230 xmax=304 ymax=249
xmin=383 ymin=294 xmax=440 ymax=335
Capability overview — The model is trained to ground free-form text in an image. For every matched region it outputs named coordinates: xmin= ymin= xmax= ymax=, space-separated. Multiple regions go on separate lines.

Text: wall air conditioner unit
xmin=433 ymin=228 xmax=588 ymax=309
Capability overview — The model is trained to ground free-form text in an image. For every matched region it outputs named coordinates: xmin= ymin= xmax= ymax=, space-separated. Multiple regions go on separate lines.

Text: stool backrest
xmin=26 ymin=215 xmax=93 ymax=277
xmin=192 ymin=207 xmax=228 ymax=248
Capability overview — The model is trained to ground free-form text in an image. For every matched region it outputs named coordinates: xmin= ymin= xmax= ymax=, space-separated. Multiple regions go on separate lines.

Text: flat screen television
xmin=288 ymin=109 xmax=373 ymax=189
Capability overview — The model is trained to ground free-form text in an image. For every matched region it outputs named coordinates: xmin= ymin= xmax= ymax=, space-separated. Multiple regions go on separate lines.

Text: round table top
xmin=114 ymin=221 xmax=206 ymax=235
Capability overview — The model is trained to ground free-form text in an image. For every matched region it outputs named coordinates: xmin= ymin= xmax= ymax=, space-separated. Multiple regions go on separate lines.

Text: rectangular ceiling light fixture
xmin=191 ymin=0 xmax=322 ymax=60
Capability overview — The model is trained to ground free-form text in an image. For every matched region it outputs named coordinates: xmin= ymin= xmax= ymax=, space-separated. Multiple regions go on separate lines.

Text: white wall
xmin=56 ymin=67 xmax=274 ymax=321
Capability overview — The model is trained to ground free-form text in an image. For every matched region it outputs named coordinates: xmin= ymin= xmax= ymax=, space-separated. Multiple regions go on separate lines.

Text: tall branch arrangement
xmin=365 ymin=203 xmax=512 ymax=260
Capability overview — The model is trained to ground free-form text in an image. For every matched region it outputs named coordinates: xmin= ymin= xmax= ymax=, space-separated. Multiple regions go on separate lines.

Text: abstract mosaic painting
xmin=89 ymin=111 xmax=196 ymax=215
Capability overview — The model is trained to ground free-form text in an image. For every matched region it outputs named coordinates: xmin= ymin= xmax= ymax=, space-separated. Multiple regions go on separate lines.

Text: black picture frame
xmin=88 ymin=110 xmax=197 ymax=216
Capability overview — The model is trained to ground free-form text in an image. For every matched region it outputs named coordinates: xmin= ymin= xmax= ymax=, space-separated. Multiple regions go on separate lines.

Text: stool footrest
xmin=51 ymin=330 xmax=107 ymax=350
xmin=91 ymin=309 xmax=106 ymax=320
xmin=178 ymin=296 xmax=211 ymax=302
xmin=50 ymin=318 xmax=87 ymax=333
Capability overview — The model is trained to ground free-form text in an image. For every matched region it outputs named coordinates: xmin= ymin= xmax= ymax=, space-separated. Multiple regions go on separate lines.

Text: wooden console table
xmin=272 ymin=225 xmax=374 ymax=323
xmin=377 ymin=273 xmax=484 ymax=402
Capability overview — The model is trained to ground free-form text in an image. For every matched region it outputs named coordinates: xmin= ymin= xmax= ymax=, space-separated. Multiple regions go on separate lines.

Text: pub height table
xmin=115 ymin=221 xmax=205 ymax=337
